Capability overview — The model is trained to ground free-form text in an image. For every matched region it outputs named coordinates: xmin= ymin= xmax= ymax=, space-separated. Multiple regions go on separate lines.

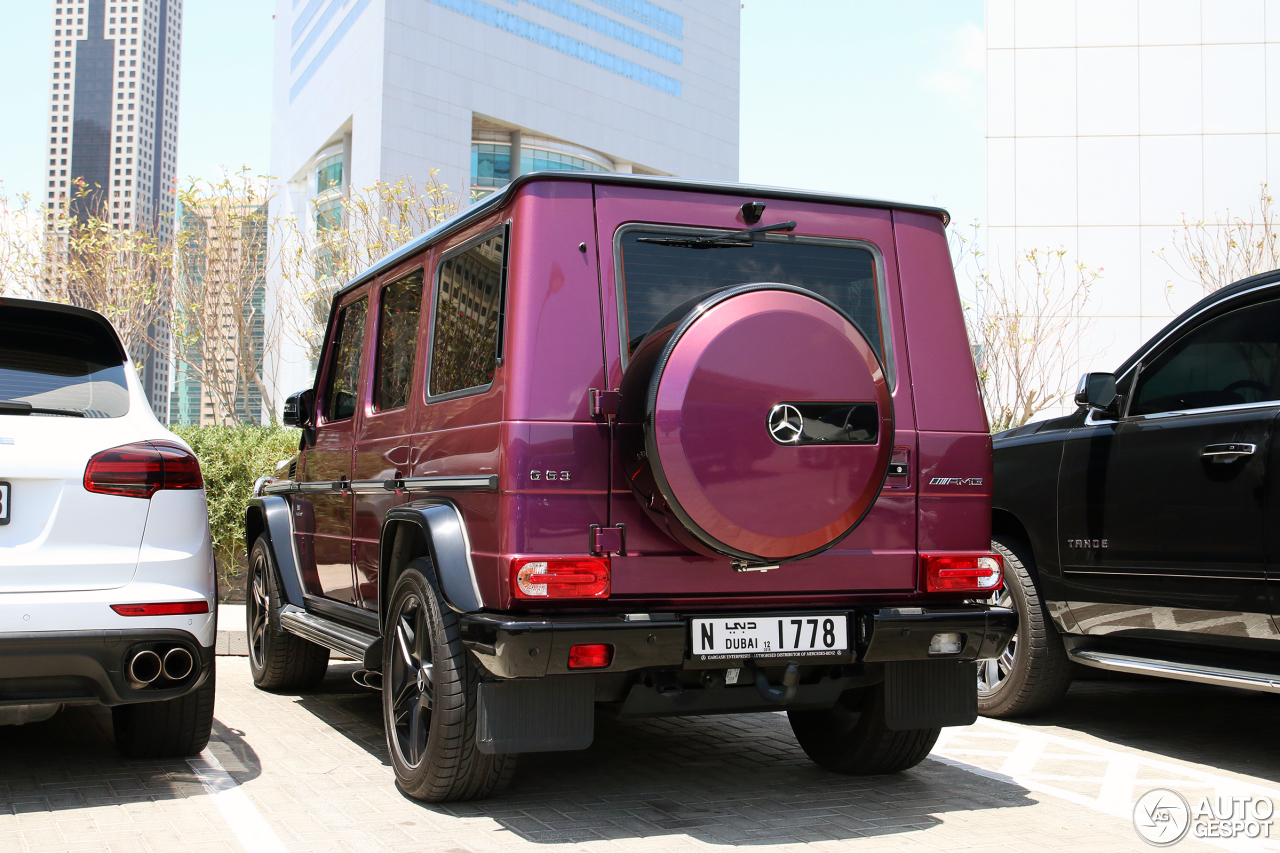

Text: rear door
xmin=594 ymin=187 xmax=918 ymax=598
xmin=295 ymin=292 xmax=369 ymax=604
xmin=352 ymin=266 xmax=426 ymax=610
xmin=1058 ymin=297 xmax=1280 ymax=634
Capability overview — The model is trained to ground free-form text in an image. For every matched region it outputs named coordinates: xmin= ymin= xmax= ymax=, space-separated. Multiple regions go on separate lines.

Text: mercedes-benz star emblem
xmin=768 ymin=404 xmax=804 ymax=444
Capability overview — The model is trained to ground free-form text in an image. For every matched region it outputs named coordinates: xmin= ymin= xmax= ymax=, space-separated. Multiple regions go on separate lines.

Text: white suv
xmin=0 ymin=298 xmax=216 ymax=757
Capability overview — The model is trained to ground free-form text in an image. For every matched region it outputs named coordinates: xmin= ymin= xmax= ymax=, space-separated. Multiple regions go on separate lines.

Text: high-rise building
xmin=45 ymin=0 xmax=182 ymax=419
xmin=170 ymin=198 xmax=269 ymax=426
xmin=986 ymin=0 xmax=1280 ymax=417
xmin=268 ymin=0 xmax=740 ymax=407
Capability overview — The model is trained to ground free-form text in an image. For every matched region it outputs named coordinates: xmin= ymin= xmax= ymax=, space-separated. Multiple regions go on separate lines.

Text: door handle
xmin=1201 ymin=443 xmax=1256 ymax=462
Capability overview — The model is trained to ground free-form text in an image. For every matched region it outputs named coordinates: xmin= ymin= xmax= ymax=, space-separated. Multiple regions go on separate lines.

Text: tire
xmin=113 ymin=663 xmax=215 ymax=758
xmin=977 ymin=534 xmax=1073 ymax=718
xmin=787 ymin=684 xmax=940 ymax=775
xmin=247 ymin=535 xmax=329 ymax=692
xmin=383 ymin=557 xmax=516 ymax=802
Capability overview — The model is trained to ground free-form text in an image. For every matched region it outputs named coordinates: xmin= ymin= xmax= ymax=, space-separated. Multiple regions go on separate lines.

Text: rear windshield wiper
xmin=0 ymin=400 xmax=87 ymax=418
xmin=635 ymin=220 xmax=797 ymax=250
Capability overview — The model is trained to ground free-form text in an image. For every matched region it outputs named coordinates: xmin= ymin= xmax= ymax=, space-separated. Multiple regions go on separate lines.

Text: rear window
xmin=0 ymin=308 xmax=130 ymax=418
xmin=618 ymin=231 xmax=884 ymax=360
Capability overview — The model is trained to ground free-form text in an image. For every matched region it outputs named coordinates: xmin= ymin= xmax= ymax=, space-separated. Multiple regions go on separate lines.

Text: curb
xmin=216 ymin=604 xmax=247 ymax=656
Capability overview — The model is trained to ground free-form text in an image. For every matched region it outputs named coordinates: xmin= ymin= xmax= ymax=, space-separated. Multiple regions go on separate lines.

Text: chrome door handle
xmin=1201 ymin=443 xmax=1257 ymax=462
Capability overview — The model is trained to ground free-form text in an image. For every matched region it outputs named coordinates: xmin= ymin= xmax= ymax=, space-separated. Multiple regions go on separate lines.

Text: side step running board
xmin=280 ymin=605 xmax=378 ymax=661
xmin=1069 ymin=648 xmax=1280 ymax=694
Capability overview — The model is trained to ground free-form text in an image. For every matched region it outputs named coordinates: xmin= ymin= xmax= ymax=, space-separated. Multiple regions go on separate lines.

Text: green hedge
xmin=170 ymin=424 xmax=301 ymax=599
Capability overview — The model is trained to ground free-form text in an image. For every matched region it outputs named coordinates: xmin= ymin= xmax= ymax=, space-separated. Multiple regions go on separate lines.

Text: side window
xmin=429 ymin=230 xmax=506 ymax=397
xmin=1130 ymin=299 xmax=1280 ymax=417
xmin=325 ymin=297 xmax=368 ymax=422
xmin=374 ymin=272 xmax=424 ymax=411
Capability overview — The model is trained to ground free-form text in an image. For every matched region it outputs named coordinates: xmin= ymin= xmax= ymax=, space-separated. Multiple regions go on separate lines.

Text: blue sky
xmin=0 ymin=0 xmax=984 ymax=230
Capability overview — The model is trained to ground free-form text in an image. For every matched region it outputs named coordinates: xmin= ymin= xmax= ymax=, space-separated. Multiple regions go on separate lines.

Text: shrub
xmin=170 ymin=424 xmax=301 ymax=602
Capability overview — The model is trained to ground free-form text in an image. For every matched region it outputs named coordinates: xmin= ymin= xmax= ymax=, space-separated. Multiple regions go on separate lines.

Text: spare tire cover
xmin=618 ymin=283 xmax=893 ymax=564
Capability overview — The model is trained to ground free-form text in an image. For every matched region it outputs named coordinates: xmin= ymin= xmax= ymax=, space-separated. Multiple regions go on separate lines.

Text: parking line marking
xmin=188 ymin=744 xmax=289 ymax=853
xmin=934 ymin=717 xmax=1280 ymax=852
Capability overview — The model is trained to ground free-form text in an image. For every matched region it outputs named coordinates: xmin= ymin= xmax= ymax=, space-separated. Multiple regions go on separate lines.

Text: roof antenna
xmin=740 ymin=202 xmax=765 ymax=224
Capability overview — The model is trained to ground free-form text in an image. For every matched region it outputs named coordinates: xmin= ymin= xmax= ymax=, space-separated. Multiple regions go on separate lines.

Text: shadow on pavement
xmin=293 ymin=660 xmax=1041 ymax=845
xmin=0 ymin=698 xmax=265 ymax=814
xmin=1017 ymin=675 xmax=1280 ymax=784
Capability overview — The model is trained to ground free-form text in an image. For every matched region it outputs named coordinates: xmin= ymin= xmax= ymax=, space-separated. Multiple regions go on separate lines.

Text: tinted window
xmin=1131 ymin=299 xmax=1280 ymax=416
xmin=374 ymin=273 xmax=423 ymax=411
xmin=325 ymin=297 xmax=367 ymax=421
xmin=619 ymin=232 xmax=883 ymax=357
xmin=429 ymin=232 xmax=505 ymax=397
xmin=0 ymin=308 xmax=129 ymax=418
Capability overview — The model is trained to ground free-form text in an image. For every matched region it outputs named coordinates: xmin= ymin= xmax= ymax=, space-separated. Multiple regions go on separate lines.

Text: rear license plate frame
xmin=690 ymin=613 xmax=850 ymax=661
xmin=0 ymin=481 xmax=10 ymax=525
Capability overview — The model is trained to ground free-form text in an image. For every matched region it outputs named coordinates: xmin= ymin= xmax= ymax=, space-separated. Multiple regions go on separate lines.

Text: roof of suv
xmin=1112 ymin=267 xmax=1280 ymax=378
xmin=335 ymin=172 xmax=951 ymax=301
xmin=0 ymin=296 xmax=128 ymax=361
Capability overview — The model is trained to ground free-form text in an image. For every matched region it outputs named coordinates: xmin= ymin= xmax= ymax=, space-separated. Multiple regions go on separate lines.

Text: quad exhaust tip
xmin=162 ymin=647 xmax=193 ymax=681
xmin=128 ymin=650 xmax=162 ymax=686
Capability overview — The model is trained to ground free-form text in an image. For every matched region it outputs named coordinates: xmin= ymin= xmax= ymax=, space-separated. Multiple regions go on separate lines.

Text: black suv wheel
xmin=383 ymin=557 xmax=515 ymax=802
xmin=247 ymin=536 xmax=329 ymax=692
xmin=113 ymin=665 xmax=215 ymax=758
xmin=788 ymin=683 xmax=939 ymax=774
xmin=977 ymin=534 xmax=1073 ymax=717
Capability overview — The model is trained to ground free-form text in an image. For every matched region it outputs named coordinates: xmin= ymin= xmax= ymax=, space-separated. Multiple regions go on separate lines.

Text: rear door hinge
xmin=590 ymin=523 xmax=626 ymax=555
xmin=590 ymin=388 xmax=620 ymax=418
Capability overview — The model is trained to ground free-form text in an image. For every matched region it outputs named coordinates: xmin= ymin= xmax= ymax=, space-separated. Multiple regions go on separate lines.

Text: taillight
xmin=111 ymin=601 xmax=210 ymax=616
xmin=512 ymin=557 xmax=610 ymax=599
xmin=568 ymin=643 xmax=613 ymax=668
xmin=84 ymin=440 xmax=204 ymax=498
xmin=922 ymin=553 xmax=1003 ymax=592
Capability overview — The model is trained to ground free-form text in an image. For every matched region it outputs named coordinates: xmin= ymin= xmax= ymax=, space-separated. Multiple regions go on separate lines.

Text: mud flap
xmin=476 ymin=675 xmax=595 ymax=754
xmin=883 ymin=660 xmax=977 ymax=730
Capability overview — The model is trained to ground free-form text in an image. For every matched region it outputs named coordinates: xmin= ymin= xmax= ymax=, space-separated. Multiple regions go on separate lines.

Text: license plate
xmin=0 ymin=481 xmax=9 ymax=525
xmin=691 ymin=614 xmax=848 ymax=660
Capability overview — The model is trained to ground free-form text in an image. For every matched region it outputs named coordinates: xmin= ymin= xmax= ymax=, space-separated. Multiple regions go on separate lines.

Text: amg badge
xmin=929 ymin=477 xmax=984 ymax=486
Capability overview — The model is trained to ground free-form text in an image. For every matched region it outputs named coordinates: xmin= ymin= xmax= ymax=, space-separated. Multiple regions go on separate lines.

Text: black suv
xmin=983 ymin=270 xmax=1280 ymax=716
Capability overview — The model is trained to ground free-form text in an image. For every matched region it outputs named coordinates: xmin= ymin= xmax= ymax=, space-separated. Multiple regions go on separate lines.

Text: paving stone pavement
xmin=5 ymin=657 xmax=1280 ymax=853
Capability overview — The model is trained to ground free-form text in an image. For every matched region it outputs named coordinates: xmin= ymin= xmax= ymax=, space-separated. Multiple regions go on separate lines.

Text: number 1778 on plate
xmin=691 ymin=615 xmax=848 ymax=660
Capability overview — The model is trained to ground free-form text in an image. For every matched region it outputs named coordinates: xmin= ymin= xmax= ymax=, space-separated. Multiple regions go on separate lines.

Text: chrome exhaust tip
xmin=352 ymin=669 xmax=382 ymax=691
xmin=128 ymin=650 xmax=162 ymax=686
xmin=162 ymin=647 xmax=194 ymax=681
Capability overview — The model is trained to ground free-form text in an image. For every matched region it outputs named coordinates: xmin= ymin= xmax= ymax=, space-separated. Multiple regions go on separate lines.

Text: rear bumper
xmin=460 ymin=604 xmax=1016 ymax=679
xmin=0 ymin=629 xmax=214 ymax=707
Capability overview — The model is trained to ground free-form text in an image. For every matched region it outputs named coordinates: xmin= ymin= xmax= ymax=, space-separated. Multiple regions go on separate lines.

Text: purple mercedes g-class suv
xmin=246 ymin=173 xmax=1015 ymax=802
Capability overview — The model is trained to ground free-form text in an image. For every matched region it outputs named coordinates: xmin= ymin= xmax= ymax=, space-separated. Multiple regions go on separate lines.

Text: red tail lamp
xmin=512 ymin=557 xmax=610 ymax=599
xmin=85 ymin=441 xmax=203 ymax=498
xmin=922 ymin=554 xmax=1003 ymax=593
xmin=111 ymin=601 xmax=210 ymax=616
xmin=568 ymin=644 xmax=613 ymax=669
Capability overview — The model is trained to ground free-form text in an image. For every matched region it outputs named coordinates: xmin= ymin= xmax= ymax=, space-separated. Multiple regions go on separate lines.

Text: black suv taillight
xmin=84 ymin=441 xmax=203 ymax=498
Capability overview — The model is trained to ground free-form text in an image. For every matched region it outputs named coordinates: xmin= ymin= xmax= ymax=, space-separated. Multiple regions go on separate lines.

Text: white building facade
xmin=986 ymin=0 xmax=1280 ymax=403
xmin=269 ymin=0 xmax=740 ymax=403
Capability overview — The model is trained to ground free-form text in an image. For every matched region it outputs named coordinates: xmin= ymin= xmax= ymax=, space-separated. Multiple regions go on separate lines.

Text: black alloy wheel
xmin=381 ymin=558 xmax=515 ymax=801
xmin=388 ymin=591 xmax=434 ymax=768
xmin=247 ymin=554 xmax=270 ymax=672
xmin=245 ymin=536 xmax=329 ymax=692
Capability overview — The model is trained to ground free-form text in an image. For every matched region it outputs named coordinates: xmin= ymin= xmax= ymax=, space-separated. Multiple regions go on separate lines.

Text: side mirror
xmin=1075 ymin=373 xmax=1118 ymax=413
xmin=282 ymin=388 xmax=315 ymax=428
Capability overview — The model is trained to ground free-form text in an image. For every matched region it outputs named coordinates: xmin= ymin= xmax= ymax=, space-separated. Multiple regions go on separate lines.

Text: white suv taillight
xmin=84 ymin=441 xmax=203 ymax=498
